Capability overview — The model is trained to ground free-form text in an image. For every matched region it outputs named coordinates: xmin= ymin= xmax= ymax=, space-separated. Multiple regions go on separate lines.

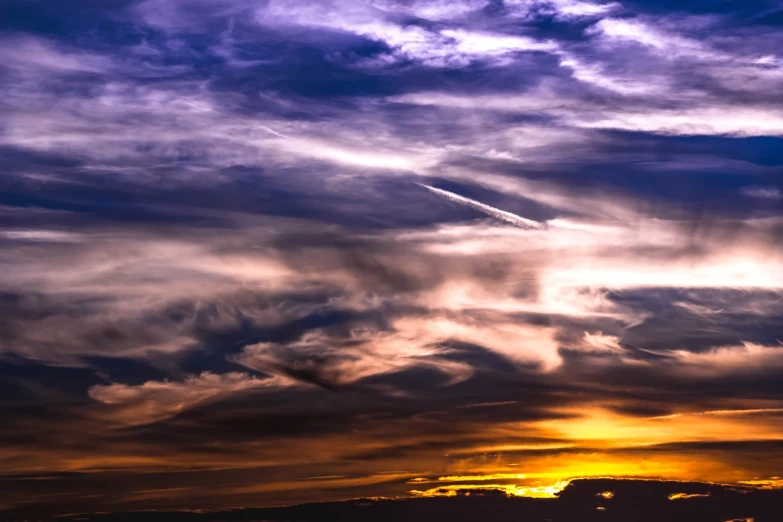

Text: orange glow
xmin=668 ymin=492 xmax=711 ymax=500
xmin=435 ymin=473 xmax=528 ymax=482
xmin=536 ymin=407 xmax=783 ymax=448
xmin=738 ymin=478 xmax=783 ymax=489
xmin=410 ymin=481 xmax=571 ymax=499
xmin=450 ymin=443 xmax=577 ymax=454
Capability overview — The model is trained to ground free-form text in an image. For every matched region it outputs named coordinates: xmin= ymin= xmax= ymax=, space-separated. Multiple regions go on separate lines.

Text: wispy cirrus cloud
xmin=89 ymin=372 xmax=293 ymax=426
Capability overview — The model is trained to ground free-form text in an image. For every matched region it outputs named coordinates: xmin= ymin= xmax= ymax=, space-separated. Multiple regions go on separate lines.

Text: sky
xmin=1 ymin=0 xmax=783 ymax=518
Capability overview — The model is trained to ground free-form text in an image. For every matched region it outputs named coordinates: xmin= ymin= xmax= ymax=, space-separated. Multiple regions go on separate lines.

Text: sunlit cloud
xmin=662 ymin=342 xmax=783 ymax=377
xmin=668 ymin=492 xmax=711 ymax=500
xmin=410 ymin=481 xmax=571 ymax=498
xmin=537 ymin=406 xmax=783 ymax=448
xmin=435 ymin=473 xmax=528 ymax=482
xmin=236 ymin=324 xmax=475 ymax=389
xmin=576 ymin=332 xmax=625 ymax=353
xmin=89 ymin=372 xmax=294 ymax=426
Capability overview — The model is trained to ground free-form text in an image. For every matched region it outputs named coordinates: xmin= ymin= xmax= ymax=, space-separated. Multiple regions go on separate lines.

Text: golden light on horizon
xmin=395 ymin=404 xmax=783 ymax=502
xmin=535 ymin=407 xmax=783 ymax=448
xmin=410 ymin=481 xmax=572 ymax=499
xmin=668 ymin=492 xmax=711 ymax=500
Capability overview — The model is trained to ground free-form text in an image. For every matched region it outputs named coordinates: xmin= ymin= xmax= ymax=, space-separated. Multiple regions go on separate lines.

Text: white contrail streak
xmin=417 ymin=183 xmax=545 ymax=230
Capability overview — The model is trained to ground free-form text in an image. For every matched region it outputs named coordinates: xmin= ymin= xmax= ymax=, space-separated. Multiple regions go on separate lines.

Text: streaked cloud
xmin=89 ymin=372 xmax=294 ymax=426
xmin=742 ymin=186 xmax=783 ymax=200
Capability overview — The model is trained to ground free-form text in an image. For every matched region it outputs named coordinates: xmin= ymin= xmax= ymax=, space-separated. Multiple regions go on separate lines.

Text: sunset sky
xmin=2 ymin=0 xmax=783 ymax=518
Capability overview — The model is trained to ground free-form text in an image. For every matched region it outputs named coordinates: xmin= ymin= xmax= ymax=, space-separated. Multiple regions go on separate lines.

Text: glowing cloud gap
xmin=417 ymin=184 xmax=545 ymax=229
xmin=436 ymin=473 xmax=528 ymax=482
xmin=410 ymin=481 xmax=571 ymax=499
xmin=668 ymin=492 xmax=711 ymax=500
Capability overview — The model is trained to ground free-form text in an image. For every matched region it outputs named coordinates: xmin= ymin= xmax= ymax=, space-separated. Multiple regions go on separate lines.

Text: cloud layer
xmin=1 ymin=0 xmax=783 ymax=518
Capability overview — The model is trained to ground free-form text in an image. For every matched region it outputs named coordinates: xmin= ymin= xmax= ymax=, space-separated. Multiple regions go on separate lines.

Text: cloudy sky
xmin=2 ymin=0 xmax=783 ymax=517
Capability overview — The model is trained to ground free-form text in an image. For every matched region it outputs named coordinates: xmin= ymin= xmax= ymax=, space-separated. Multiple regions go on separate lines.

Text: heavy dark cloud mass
xmin=1 ymin=0 xmax=783 ymax=519
xmin=7 ymin=479 xmax=783 ymax=521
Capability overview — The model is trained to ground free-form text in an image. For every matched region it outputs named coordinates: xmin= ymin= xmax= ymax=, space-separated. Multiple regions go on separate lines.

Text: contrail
xmin=417 ymin=183 xmax=545 ymax=230
xmin=182 ymin=102 xmax=290 ymax=138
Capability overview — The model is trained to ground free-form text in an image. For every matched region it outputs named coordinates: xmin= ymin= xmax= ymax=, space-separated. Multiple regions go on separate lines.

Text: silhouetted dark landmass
xmin=4 ymin=479 xmax=778 ymax=522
